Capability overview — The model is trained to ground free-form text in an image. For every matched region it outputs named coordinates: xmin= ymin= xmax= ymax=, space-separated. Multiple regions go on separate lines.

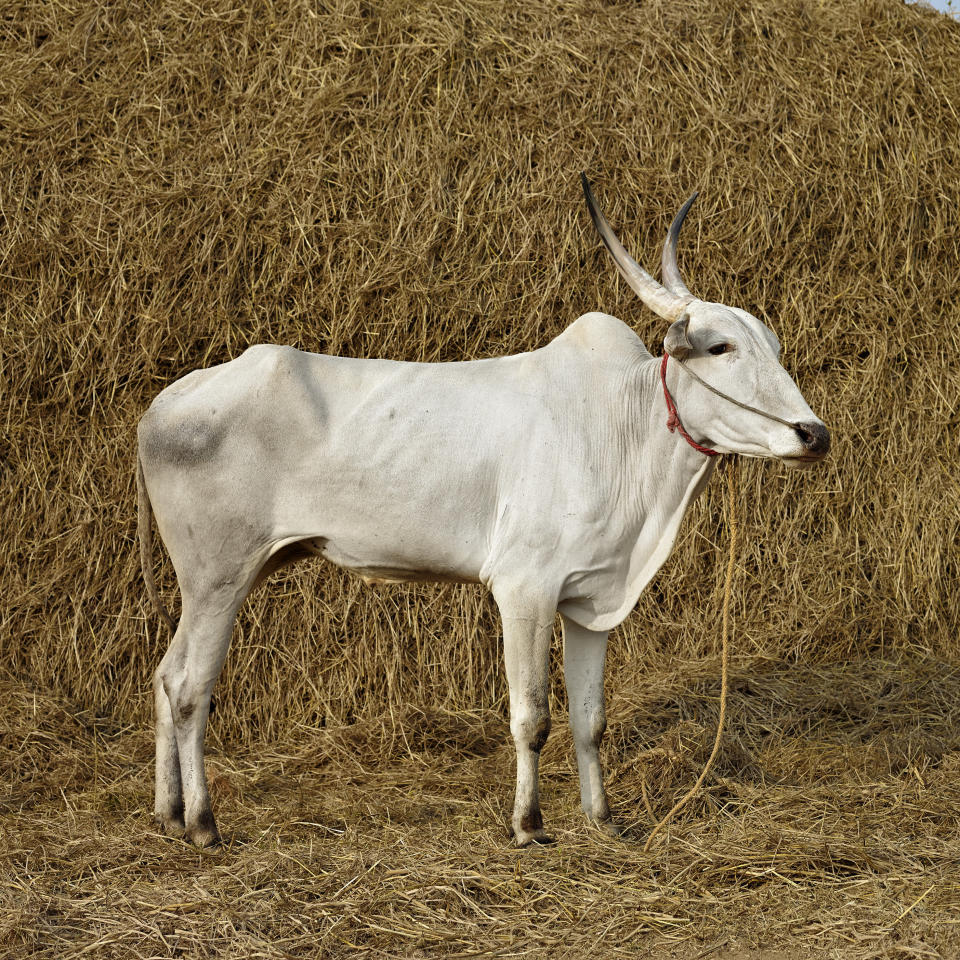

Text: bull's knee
xmin=570 ymin=701 xmax=613 ymax=825
xmin=160 ymin=668 xmax=205 ymax=727
xmin=160 ymin=671 xmax=184 ymax=718
xmin=511 ymin=704 xmax=552 ymax=753
xmin=575 ymin=709 xmax=606 ymax=752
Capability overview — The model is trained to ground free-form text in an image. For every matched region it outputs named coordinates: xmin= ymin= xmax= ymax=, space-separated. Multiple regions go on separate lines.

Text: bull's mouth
xmin=780 ymin=452 xmax=827 ymax=470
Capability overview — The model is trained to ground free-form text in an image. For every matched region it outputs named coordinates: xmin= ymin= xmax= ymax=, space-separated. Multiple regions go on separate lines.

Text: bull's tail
xmin=137 ymin=453 xmax=177 ymax=635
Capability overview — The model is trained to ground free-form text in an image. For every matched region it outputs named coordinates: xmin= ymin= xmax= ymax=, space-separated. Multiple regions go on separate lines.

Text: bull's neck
xmin=616 ymin=350 xmax=718 ymax=527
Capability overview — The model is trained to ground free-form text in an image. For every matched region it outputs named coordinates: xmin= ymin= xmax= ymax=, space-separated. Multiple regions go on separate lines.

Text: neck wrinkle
xmin=616 ymin=352 xmax=715 ymax=527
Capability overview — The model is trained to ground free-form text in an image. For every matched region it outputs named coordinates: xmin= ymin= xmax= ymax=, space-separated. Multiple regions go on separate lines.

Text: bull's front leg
xmin=561 ymin=614 xmax=621 ymax=836
xmin=493 ymin=582 xmax=556 ymax=846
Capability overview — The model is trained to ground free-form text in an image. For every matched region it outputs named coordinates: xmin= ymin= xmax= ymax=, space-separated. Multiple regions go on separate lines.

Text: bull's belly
xmin=268 ymin=532 xmax=485 ymax=587
xmin=322 ymin=543 xmax=482 ymax=586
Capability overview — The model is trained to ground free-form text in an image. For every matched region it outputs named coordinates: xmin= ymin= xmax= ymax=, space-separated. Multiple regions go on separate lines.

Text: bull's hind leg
xmin=493 ymin=581 xmax=557 ymax=846
xmin=155 ymin=586 xmax=247 ymax=848
xmin=154 ymin=668 xmax=185 ymax=836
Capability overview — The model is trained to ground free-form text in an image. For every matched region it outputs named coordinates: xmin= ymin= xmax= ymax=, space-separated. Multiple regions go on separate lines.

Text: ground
xmin=2 ymin=658 xmax=958 ymax=958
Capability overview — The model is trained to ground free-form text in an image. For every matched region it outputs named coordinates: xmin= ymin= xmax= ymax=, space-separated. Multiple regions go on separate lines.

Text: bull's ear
xmin=663 ymin=313 xmax=693 ymax=360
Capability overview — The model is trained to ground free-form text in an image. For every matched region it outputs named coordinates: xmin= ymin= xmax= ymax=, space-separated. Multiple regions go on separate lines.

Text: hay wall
xmin=2 ymin=0 xmax=959 ymax=740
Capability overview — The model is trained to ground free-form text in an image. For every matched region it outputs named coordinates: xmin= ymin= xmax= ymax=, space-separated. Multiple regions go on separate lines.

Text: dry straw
xmin=2 ymin=0 xmax=960 ymax=954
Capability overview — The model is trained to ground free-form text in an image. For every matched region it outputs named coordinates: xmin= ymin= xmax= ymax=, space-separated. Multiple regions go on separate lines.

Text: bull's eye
xmin=708 ymin=343 xmax=732 ymax=356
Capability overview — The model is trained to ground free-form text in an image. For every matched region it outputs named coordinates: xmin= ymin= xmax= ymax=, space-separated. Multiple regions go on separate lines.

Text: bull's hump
xmin=550 ymin=312 xmax=652 ymax=361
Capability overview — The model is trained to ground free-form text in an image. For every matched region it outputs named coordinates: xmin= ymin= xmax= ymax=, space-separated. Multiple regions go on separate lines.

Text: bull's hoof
xmin=513 ymin=827 xmax=555 ymax=847
xmin=596 ymin=819 xmax=626 ymax=839
xmin=154 ymin=813 xmax=186 ymax=839
xmin=185 ymin=810 xmax=221 ymax=849
xmin=186 ymin=826 xmax=222 ymax=849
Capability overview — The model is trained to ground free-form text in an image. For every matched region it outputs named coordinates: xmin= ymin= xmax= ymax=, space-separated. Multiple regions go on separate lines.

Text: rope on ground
xmin=643 ymin=457 xmax=739 ymax=853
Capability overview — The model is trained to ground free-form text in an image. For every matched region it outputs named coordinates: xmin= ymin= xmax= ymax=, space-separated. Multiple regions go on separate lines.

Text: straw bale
xmin=3 ymin=0 xmax=960 ymax=737
xmin=3 ymin=0 xmax=959 ymax=740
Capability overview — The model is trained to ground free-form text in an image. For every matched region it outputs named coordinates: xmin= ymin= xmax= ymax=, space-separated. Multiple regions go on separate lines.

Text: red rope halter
xmin=660 ymin=353 xmax=721 ymax=458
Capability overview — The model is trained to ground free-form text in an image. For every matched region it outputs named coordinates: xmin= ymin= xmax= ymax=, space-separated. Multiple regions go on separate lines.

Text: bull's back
xmin=138 ymin=344 xmax=549 ymax=583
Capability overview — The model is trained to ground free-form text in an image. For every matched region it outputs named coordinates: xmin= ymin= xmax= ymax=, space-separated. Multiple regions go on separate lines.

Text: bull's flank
xmin=2 ymin=0 xmax=960 ymax=958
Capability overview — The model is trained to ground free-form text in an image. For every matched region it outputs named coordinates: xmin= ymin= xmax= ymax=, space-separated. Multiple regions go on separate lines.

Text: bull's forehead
xmin=686 ymin=301 xmax=781 ymax=357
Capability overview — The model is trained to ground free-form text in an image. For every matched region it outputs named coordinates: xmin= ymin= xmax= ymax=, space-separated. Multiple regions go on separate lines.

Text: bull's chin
xmin=779 ymin=455 xmax=821 ymax=471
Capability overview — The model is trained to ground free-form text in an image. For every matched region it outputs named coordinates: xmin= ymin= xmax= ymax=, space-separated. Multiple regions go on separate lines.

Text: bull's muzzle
xmin=792 ymin=421 xmax=831 ymax=460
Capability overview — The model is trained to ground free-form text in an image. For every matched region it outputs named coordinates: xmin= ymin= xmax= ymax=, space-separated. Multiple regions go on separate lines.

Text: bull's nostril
xmin=793 ymin=421 xmax=831 ymax=456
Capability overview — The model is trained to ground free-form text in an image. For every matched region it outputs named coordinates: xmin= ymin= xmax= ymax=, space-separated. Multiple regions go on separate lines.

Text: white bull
xmin=137 ymin=177 xmax=829 ymax=847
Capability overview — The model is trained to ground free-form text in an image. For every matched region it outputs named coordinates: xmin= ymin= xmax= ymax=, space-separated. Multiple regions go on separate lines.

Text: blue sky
xmin=910 ymin=0 xmax=959 ymax=16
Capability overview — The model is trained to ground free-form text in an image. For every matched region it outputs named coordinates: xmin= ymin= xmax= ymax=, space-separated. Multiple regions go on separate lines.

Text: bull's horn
xmin=661 ymin=192 xmax=698 ymax=299
xmin=581 ymin=173 xmax=692 ymax=322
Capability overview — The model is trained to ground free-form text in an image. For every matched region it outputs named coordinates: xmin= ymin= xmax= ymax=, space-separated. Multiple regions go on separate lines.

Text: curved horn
xmin=581 ymin=173 xmax=692 ymax=322
xmin=661 ymin=192 xmax=698 ymax=298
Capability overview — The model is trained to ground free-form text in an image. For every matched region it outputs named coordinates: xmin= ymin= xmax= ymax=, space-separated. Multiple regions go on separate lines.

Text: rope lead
xmin=643 ymin=456 xmax=739 ymax=853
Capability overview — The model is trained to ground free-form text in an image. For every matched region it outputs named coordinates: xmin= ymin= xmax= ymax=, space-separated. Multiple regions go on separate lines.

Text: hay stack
xmin=2 ymin=0 xmax=958 ymax=739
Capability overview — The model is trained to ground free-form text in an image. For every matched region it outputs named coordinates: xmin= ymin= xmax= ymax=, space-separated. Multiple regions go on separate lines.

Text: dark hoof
xmin=514 ymin=828 xmax=555 ymax=847
xmin=186 ymin=826 xmax=221 ymax=849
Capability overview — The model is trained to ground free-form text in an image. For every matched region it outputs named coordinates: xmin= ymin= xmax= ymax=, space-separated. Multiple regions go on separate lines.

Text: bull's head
xmin=582 ymin=174 xmax=829 ymax=467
